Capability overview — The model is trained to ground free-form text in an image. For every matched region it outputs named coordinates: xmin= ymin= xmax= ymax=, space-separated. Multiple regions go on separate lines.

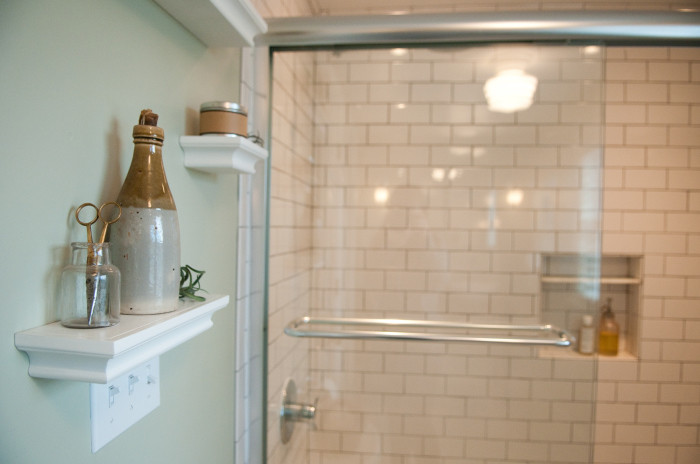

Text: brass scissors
xmin=74 ymin=201 xmax=122 ymax=326
xmin=75 ymin=201 xmax=122 ymax=245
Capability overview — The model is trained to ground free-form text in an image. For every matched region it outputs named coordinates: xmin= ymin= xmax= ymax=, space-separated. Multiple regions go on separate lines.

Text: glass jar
xmin=59 ymin=242 xmax=120 ymax=328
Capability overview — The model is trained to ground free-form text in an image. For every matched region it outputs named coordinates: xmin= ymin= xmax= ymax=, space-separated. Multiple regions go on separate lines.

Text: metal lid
xmin=200 ymin=101 xmax=247 ymax=115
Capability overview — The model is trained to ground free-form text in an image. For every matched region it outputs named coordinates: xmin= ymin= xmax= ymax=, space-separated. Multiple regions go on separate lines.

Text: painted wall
xmin=0 ymin=0 xmax=241 ymax=462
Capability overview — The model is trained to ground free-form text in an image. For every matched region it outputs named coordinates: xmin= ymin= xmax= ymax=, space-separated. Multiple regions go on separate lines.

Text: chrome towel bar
xmin=284 ymin=316 xmax=575 ymax=347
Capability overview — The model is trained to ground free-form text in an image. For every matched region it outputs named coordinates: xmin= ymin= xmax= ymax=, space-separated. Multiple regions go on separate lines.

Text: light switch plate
xmin=90 ymin=357 xmax=160 ymax=453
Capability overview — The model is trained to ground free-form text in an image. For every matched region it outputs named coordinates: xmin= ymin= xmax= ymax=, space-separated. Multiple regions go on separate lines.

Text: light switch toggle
xmin=108 ymin=385 xmax=120 ymax=407
xmin=128 ymin=375 xmax=139 ymax=395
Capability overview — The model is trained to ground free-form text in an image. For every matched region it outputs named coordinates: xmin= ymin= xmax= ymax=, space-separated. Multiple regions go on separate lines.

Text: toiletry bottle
xmin=579 ymin=315 xmax=595 ymax=355
xmin=110 ymin=109 xmax=181 ymax=314
xmin=598 ymin=298 xmax=619 ymax=356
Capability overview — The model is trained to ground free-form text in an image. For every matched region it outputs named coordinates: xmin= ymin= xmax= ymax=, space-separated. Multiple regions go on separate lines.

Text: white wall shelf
xmin=152 ymin=0 xmax=267 ymax=47
xmin=15 ymin=295 xmax=230 ymax=384
xmin=180 ymin=135 xmax=268 ymax=174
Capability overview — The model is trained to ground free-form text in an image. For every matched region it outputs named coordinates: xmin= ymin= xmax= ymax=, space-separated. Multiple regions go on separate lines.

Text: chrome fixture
xmin=280 ymin=378 xmax=317 ymax=444
xmin=285 ymin=316 xmax=576 ymax=347
xmin=259 ymin=10 xmax=700 ymax=47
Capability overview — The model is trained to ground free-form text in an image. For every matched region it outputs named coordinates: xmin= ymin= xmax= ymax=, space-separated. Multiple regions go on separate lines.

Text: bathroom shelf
xmin=15 ymin=295 xmax=230 ymax=384
xmin=152 ymin=0 xmax=267 ymax=47
xmin=180 ymin=135 xmax=268 ymax=174
xmin=540 ymin=254 xmax=642 ymax=286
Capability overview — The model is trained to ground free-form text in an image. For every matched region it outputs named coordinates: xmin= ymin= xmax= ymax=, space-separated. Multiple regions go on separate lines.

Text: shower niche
xmin=539 ymin=253 xmax=642 ymax=359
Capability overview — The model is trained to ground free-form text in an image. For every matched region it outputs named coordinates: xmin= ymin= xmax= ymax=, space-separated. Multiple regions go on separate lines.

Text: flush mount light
xmin=483 ymin=69 xmax=538 ymax=113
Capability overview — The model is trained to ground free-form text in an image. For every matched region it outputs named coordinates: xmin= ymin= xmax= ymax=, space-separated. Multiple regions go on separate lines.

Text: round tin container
xmin=199 ymin=101 xmax=248 ymax=136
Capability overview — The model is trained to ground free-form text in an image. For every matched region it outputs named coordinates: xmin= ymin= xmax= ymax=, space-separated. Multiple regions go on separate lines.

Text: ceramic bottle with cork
xmin=598 ymin=298 xmax=620 ymax=356
xmin=110 ymin=109 xmax=180 ymax=314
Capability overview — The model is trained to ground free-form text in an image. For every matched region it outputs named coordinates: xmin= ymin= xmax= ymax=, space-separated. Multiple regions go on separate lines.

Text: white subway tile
xmin=369 ymin=83 xmax=410 ymax=102
xmin=328 ymin=84 xmax=368 ymax=103
xmin=349 ymin=63 xmax=390 ymax=82
xmin=467 ymin=398 xmax=508 ymax=418
xmin=433 ymin=62 xmax=474 ymax=81
xmin=389 ymin=145 xmax=430 ymax=165
xmin=657 ymin=426 xmax=698 ymax=445
xmin=431 ymin=104 xmax=472 ymax=124
xmin=638 ymin=404 xmax=679 ymax=424
xmin=411 ymin=83 xmax=452 ymax=102
xmin=627 ymin=83 xmax=669 ymax=103
xmin=423 ymin=437 xmax=465 ymax=458
xmin=390 ymin=62 xmax=431 ymax=82
xmin=507 ymin=441 xmax=549 ymax=461
xmin=671 ymin=84 xmax=700 ymax=104
xmin=368 ymin=124 xmax=409 ymax=144
xmin=322 ymin=411 xmax=363 ymax=432
xmin=389 ymin=103 xmax=430 ymax=123
xmin=453 ymin=83 xmax=485 ymax=103
xmin=615 ymin=424 xmax=656 ymax=444
xmin=410 ymin=125 xmax=451 ymax=144
xmin=453 ymin=125 xmax=494 ymax=144
xmin=464 ymin=438 xmax=506 ymax=459
xmin=671 ymin=126 xmax=700 ymax=146
xmin=594 ymin=444 xmax=634 ymax=463
xmin=607 ymin=61 xmax=647 ymax=81
xmin=663 ymin=341 xmax=700 ymax=362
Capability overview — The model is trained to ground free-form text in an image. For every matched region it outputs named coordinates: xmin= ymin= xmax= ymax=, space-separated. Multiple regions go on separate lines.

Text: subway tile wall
xmin=253 ymin=2 xmax=700 ymax=463
xmin=308 ymin=45 xmax=604 ymax=463
xmin=595 ymin=46 xmax=700 ymax=464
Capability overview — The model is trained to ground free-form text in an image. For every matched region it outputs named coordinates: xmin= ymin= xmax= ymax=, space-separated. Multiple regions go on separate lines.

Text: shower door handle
xmin=284 ymin=316 xmax=576 ymax=347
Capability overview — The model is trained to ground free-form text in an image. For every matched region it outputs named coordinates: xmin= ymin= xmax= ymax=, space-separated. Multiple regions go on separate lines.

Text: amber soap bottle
xmin=598 ymin=298 xmax=619 ymax=356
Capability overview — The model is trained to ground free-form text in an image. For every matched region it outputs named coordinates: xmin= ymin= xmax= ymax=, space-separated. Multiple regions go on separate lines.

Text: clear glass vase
xmin=59 ymin=242 xmax=120 ymax=328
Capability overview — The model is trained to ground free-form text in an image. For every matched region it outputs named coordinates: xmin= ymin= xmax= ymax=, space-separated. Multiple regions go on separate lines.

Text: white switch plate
xmin=90 ymin=357 xmax=161 ymax=453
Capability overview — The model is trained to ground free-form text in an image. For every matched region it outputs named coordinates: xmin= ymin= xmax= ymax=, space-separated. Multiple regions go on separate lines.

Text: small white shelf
xmin=15 ymin=295 xmax=230 ymax=384
xmin=180 ymin=135 xmax=268 ymax=174
xmin=152 ymin=0 xmax=267 ymax=47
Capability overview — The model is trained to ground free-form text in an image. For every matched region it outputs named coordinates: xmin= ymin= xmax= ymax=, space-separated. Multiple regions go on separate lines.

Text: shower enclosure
xmin=264 ymin=40 xmax=606 ymax=464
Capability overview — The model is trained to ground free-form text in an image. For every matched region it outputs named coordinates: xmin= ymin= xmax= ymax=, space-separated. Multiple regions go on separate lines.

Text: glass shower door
xmin=267 ymin=43 xmax=604 ymax=464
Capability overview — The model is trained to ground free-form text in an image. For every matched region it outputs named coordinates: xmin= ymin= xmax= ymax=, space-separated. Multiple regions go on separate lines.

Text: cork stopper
xmin=139 ymin=109 xmax=159 ymax=126
xmin=133 ymin=108 xmax=164 ymax=141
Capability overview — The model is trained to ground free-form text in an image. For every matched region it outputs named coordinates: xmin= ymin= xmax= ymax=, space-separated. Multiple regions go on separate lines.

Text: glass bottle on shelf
xmin=598 ymin=298 xmax=619 ymax=356
xmin=59 ymin=242 xmax=120 ymax=328
xmin=579 ymin=314 xmax=595 ymax=355
xmin=110 ymin=109 xmax=180 ymax=315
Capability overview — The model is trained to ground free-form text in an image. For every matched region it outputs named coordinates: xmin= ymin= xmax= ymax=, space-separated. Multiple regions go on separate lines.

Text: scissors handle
xmin=97 ymin=202 xmax=122 ymax=243
xmin=75 ymin=203 xmax=98 ymax=244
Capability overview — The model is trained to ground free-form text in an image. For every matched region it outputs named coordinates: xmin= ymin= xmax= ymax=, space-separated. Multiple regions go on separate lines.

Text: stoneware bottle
xmin=110 ymin=109 xmax=180 ymax=314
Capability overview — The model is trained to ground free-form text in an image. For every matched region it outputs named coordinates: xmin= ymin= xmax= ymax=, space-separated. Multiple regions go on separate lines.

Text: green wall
xmin=0 ymin=0 xmax=240 ymax=462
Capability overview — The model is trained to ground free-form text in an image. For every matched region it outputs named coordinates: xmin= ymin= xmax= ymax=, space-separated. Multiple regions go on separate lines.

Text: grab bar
xmin=284 ymin=317 xmax=575 ymax=347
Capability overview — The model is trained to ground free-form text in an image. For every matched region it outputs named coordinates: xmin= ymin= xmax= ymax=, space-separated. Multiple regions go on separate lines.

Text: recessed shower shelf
xmin=180 ymin=135 xmax=268 ymax=174
xmin=14 ymin=295 xmax=230 ymax=384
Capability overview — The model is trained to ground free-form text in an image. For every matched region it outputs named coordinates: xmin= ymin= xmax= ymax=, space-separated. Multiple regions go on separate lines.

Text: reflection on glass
xmin=483 ymin=69 xmax=538 ymax=113
xmin=507 ymin=189 xmax=524 ymax=206
xmin=374 ymin=187 xmax=389 ymax=204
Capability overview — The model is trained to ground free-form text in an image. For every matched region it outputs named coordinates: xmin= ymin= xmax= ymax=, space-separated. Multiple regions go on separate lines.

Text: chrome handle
xmin=284 ymin=316 xmax=575 ymax=347
xmin=280 ymin=379 xmax=317 ymax=444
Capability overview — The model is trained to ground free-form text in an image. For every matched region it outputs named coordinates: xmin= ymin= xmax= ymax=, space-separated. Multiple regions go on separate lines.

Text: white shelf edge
xmin=15 ymin=295 xmax=230 ymax=384
xmin=153 ymin=0 xmax=267 ymax=47
xmin=180 ymin=135 xmax=268 ymax=174
xmin=541 ymin=276 xmax=642 ymax=285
